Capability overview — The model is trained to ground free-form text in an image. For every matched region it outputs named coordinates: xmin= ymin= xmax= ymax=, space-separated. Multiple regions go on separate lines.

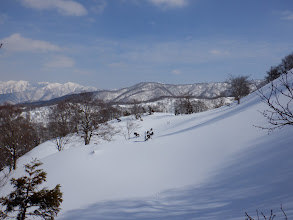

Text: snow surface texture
xmin=0 ymin=75 xmax=292 ymax=220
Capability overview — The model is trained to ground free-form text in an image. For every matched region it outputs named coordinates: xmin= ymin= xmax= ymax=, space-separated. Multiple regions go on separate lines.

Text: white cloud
xmin=210 ymin=49 xmax=221 ymax=55
xmin=21 ymin=0 xmax=88 ymax=16
xmin=100 ymin=38 xmax=287 ymax=67
xmin=172 ymin=69 xmax=182 ymax=75
xmin=1 ymin=33 xmax=61 ymax=52
xmin=281 ymin=11 xmax=293 ymax=20
xmin=210 ymin=49 xmax=230 ymax=56
xmin=45 ymin=55 xmax=75 ymax=68
xmin=148 ymin=0 xmax=188 ymax=8
xmin=119 ymin=41 xmax=230 ymax=64
xmin=90 ymin=0 xmax=107 ymax=14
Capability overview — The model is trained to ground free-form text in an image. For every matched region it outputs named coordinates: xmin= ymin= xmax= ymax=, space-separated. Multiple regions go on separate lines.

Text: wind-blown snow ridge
xmin=0 ymin=75 xmax=292 ymax=220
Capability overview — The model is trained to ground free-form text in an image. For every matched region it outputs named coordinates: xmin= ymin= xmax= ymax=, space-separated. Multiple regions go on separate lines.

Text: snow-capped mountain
xmin=0 ymin=80 xmax=261 ymax=105
xmin=93 ymin=82 xmax=229 ymax=103
xmin=93 ymin=81 xmax=262 ymax=103
xmin=0 ymin=80 xmax=98 ymax=104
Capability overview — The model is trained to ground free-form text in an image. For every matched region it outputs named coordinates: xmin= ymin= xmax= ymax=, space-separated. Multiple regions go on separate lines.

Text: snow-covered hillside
xmin=0 ymin=80 xmax=97 ymax=104
xmin=93 ymin=81 xmax=251 ymax=103
xmin=0 ymin=76 xmax=292 ymax=220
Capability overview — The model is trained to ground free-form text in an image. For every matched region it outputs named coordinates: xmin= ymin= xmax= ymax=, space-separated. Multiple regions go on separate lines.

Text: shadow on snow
xmin=59 ymin=127 xmax=293 ymax=220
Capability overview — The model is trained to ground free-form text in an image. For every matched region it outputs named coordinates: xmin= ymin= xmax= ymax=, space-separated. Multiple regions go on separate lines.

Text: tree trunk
xmin=18 ymin=207 xmax=26 ymax=220
xmin=13 ymin=148 xmax=17 ymax=170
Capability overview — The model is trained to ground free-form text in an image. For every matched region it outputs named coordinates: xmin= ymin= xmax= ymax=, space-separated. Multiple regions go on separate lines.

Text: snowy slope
xmin=0 ymin=76 xmax=292 ymax=220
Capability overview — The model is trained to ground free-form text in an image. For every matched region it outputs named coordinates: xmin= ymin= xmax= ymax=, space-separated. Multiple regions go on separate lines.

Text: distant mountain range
xmin=0 ymin=81 xmax=98 ymax=104
xmin=93 ymin=82 xmax=231 ymax=103
xmin=0 ymin=80 xmax=261 ymax=105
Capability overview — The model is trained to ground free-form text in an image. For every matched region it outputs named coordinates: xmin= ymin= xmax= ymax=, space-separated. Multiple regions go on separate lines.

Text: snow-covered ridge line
xmin=0 ymin=80 xmax=262 ymax=105
xmin=92 ymin=80 xmax=261 ymax=103
xmin=0 ymin=80 xmax=98 ymax=104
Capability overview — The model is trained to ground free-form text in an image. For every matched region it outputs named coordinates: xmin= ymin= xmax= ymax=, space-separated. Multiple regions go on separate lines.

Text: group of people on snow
xmin=144 ymin=128 xmax=154 ymax=141
xmin=133 ymin=128 xmax=154 ymax=141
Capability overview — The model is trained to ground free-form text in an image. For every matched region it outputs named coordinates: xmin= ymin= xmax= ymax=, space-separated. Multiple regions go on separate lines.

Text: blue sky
xmin=0 ymin=0 xmax=293 ymax=89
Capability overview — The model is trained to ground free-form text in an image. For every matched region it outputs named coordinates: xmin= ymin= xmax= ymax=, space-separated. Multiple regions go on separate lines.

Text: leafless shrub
xmin=0 ymin=169 xmax=11 ymax=192
xmin=245 ymin=205 xmax=288 ymax=220
xmin=256 ymin=70 xmax=293 ymax=132
xmin=95 ymin=123 xmax=119 ymax=143
xmin=123 ymin=119 xmax=141 ymax=140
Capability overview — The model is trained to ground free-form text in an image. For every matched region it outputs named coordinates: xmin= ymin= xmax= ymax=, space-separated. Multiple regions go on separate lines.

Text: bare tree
xmin=99 ymin=103 xmax=121 ymax=121
xmin=192 ymin=100 xmax=208 ymax=113
xmin=227 ymin=75 xmax=251 ymax=104
xmin=48 ymin=101 xmax=74 ymax=151
xmin=174 ymin=98 xmax=185 ymax=115
xmin=95 ymin=123 xmax=119 ymax=143
xmin=280 ymin=52 xmax=293 ymax=74
xmin=74 ymin=96 xmax=101 ymax=145
xmin=123 ymin=119 xmax=141 ymax=140
xmin=184 ymin=95 xmax=194 ymax=114
xmin=147 ymin=105 xmax=155 ymax=115
xmin=0 ymin=104 xmax=37 ymax=170
xmin=33 ymin=122 xmax=49 ymax=145
xmin=130 ymin=99 xmax=145 ymax=119
xmin=0 ymin=145 xmax=11 ymax=172
xmin=174 ymin=95 xmax=209 ymax=115
xmin=266 ymin=66 xmax=282 ymax=83
xmin=211 ymin=97 xmax=227 ymax=109
xmin=256 ymin=70 xmax=293 ymax=131
xmin=70 ymin=93 xmax=115 ymax=145
xmin=174 ymin=94 xmax=194 ymax=115
xmin=265 ymin=52 xmax=293 ymax=83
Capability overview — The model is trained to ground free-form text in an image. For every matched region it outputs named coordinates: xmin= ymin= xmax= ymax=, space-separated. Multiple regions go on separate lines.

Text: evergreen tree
xmin=0 ymin=159 xmax=63 ymax=220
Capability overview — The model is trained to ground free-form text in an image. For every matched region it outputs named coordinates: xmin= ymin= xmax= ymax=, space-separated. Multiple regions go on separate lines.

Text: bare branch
xmin=256 ymin=71 xmax=293 ymax=131
xmin=281 ymin=204 xmax=288 ymax=220
xmin=245 ymin=205 xmax=288 ymax=220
